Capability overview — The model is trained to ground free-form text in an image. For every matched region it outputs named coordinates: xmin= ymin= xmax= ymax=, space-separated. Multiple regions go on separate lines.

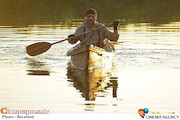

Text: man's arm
xmin=112 ymin=29 xmax=119 ymax=41
xmin=111 ymin=20 xmax=120 ymax=41
xmin=68 ymin=26 xmax=83 ymax=44
xmin=103 ymin=20 xmax=120 ymax=41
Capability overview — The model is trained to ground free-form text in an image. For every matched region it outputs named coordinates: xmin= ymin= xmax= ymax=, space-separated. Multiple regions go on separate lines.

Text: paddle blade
xmin=26 ymin=42 xmax=52 ymax=56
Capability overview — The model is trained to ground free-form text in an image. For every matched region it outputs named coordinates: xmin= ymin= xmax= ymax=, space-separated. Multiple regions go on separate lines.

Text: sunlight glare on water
xmin=0 ymin=21 xmax=180 ymax=113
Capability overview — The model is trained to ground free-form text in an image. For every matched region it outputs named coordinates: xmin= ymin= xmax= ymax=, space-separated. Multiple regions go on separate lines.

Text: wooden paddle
xmin=26 ymin=19 xmax=125 ymax=56
xmin=26 ymin=24 xmax=113 ymax=56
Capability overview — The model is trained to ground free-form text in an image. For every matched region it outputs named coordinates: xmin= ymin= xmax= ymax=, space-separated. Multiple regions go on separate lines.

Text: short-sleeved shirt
xmin=72 ymin=21 xmax=119 ymax=46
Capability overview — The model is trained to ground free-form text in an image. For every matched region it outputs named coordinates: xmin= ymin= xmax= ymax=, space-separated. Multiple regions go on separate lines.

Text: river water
xmin=0 ymin=21 xmax=180 ymax=114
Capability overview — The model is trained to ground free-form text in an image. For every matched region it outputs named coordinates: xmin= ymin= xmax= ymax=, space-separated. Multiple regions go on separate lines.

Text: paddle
xmin=26 ymin=19 xmax=125 ymax=56
xmin=26 ymin=24 xmax=112 ymax=56
xmin=26 ymin=40 xmax=67 ymax=56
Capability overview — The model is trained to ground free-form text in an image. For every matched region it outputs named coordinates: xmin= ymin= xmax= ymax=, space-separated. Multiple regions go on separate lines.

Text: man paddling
xmin=26 ymin=8 xmax=120 ymax=56
xmin=68 ymin=8 xmax=120 ymax=52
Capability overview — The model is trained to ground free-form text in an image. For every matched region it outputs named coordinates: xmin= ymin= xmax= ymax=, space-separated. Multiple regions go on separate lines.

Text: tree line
xmin=0 ymin=0 xmax=179 ymax=25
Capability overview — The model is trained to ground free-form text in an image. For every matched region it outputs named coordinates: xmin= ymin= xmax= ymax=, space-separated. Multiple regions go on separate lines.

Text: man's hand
xmin=68 ymin=34 xmax=75 ymax=39
xmin=68 ymin=34 xmax=78 ymax=44
xmin=113 ymin=20 xmax=120 ymax=31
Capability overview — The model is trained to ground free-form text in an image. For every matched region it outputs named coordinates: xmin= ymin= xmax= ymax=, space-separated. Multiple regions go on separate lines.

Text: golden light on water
xmin=0 ymin=21 xmax=180 ymax=113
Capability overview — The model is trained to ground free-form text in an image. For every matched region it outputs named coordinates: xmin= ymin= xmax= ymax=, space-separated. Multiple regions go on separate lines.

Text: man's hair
xmin=85 ymin=8 xmax=97 ymax=16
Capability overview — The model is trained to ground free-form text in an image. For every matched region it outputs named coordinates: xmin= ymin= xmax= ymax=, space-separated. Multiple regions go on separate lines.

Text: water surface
xmin=0 ymin=22 xmax=180 ymax=113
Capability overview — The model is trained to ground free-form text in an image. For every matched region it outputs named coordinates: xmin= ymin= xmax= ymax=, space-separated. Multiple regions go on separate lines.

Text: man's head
xmin=85 ymin=8 xmax=97 ymax=26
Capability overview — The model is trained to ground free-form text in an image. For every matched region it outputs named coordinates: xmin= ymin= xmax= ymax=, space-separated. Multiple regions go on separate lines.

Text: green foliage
xmin=0 ymin=0 xmax=179 ymax=25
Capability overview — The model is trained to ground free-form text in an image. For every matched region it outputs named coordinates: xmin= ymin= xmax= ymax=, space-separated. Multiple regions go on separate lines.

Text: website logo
xmin=1 ymin=108 xmax=49 ymax=115
xmin=138 ymin=108 xmax=149 ymax=118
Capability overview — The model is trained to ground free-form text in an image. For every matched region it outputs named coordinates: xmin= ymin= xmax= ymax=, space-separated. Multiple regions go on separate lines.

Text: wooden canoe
xmin=66 ymin=44 xmax=117 ymax=100
xmin=67 ymin=44 xmax=114 ymax=71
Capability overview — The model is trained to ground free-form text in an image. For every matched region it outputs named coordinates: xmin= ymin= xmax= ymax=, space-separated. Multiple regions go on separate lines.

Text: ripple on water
xmin=0 ymin=23 xmax=180 ymax=113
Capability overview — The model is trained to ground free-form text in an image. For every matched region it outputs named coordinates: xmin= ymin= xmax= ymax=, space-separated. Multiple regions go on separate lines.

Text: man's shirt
xmin=72 ymin=21 xmax=119 ymax=46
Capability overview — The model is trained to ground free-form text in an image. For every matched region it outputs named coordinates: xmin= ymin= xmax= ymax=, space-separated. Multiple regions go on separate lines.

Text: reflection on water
xmin=25 ymin=57 xmax=50 ymax=75
xmin=27 ymin=70 xmax=50 ymax=75
xmin=67 ymin=63 xmax=118 ymax=101
xmin=0 ymin=21 xmax=180 ymax=113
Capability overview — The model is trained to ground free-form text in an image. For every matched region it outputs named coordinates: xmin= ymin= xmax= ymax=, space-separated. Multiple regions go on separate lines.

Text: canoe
xmin=66 ymin=44 xmax=117 ymax=100
xmin=67 ymin=44 xmax=114 ymax=71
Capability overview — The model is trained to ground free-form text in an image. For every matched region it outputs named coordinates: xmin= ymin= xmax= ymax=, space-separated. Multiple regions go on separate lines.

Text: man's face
xmin=86 ymin=14 xmax=97 ymax=26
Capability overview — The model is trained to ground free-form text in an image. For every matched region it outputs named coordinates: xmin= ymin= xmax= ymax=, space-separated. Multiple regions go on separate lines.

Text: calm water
xmin=0 ymin=22 xmax=180 ymax=113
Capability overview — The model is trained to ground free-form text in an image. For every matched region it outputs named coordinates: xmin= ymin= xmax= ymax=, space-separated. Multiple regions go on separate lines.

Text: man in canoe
xmin=68 ymin=8 xmax=120 ymax=52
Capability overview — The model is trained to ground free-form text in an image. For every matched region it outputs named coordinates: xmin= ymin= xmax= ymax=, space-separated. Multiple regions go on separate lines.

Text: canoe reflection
xmin=67 ymin=63 xmax=118 ymax=101
xmin=25 ymin=57 xmax=50 ymax=75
